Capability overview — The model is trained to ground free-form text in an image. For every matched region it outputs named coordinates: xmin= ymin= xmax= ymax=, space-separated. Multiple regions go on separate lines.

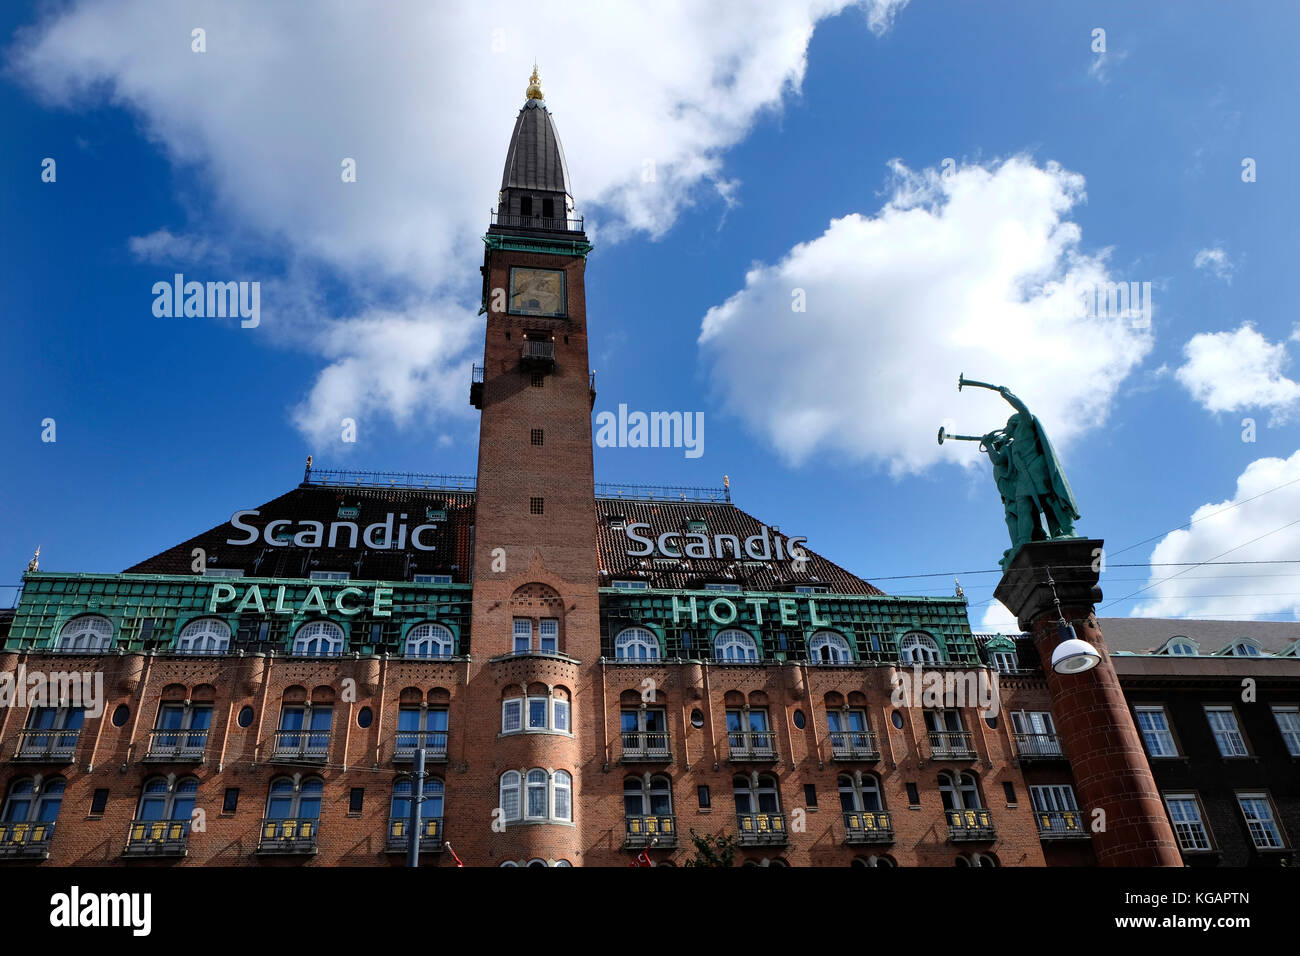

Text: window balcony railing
xmin=829 ymin=730 xmax=880 ymax=761
xmin=143 ymin=729 xmax=208 ymax=763
xmin=385 ymin=816 xmax=443 ymax=854
xmin=1035 ymin=810 xmax=1090 ymax=841
xmin=946 ymin=808 xmax=996 ymax=842
xmin=256 ymin=818 xmax=319 ymax=855
xmin=392 ymin=731 xmax=449 ymax=763
xmin=1013 ymin=733 xmax=1066 ymax=761
xmin=0 ymin=821 xmax=55 ymax=860
xmin=736 ymin=812 xmax=788 ymax=846
xmin=625 ymin=814 xmax=677 ymax=849
xmin=470 ymin=365 xmax=484 ymax=409
xmin=727 ymin=731 xmax=777 ymax=762
xmin=843 ymin=810 xmax=894 ymax=844
xmin=927 ymin=731 xmax=977 ymax=760
xmin=123 ymin=819 xmax=190 ymax=857
xmin=520 ymin=340 xmax=556 ymax=371
xmin=620 ymin=732 xmax=671 ymax=763
xmin=13 ymin=730 xmax=79 ymax=763
xmin=270 ymin=731 xmax=331 ymax=763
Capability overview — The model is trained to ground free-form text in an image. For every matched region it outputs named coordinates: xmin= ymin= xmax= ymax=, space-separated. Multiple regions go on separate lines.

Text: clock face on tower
xmin=509 ymin=267 xmax=566 ymax=317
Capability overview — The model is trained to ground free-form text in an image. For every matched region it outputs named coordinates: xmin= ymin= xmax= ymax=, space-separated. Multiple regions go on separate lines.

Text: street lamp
xmin=1045 ymin=569 xmax=1101 ymax=675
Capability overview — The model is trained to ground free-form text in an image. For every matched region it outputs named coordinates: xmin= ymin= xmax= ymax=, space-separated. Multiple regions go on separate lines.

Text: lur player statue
xmin=939 ymin=374 xmax=1080 ymax=569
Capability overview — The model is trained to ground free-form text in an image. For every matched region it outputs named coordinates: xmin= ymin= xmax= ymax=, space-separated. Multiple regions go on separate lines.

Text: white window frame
xmin=899 ymin=631 xmax=941 ymax=664
xmin=512 ymin=618 xmax=532 ymax=653
xmin=499 ymin=771 xmax=521 ymax=822
xmin=538 ymin=618 xmax=559 ymax=653
xmin=1164 ymin=793 xmax=1212 ymax=851
xmin=1271 ymin=706 xmax=1300 ymax=756
xmin=1237 ymin=792 xmax=1285 ymax=849
xmin=56 ymin=615 xmax=115 ymax=653
xmin=502 ymin=693 xmax=572 ymax=736
xmin=810 ymin=631 xmax=852 ymax=664
xmin=714 ymin=629 xmax=758 ymax=662
xmin=991 ymin=651 xmax=1019 ymax=673
xmin=1135 ymin=705 xmax=1179 ymax=757
xmin=1204 ymin=705 xmax=1249 ymax=757
xmin=1226 ymin=640 xmax=1262 ymax=657
xmin=553 ymin=770 xmax=572 ymax=822
xmin=502 ymin=699 xmax=523 ymax=734
xmin=309 ymin=571 xmax=351 ymax=581
xmin=612 ymin=580 xmax=648 ymax=590
xmin=404 ymin=622 xmax=454 ymax=658
xmin=614 ymin=626 xmax=660 ymax=661
xmin=292 ymin=620 xmax=345 ymax=657
xmin=176 ymin=618 xmax=231 ymax=654
xmin=1165 ymin=638 xmax=1198 ymax=656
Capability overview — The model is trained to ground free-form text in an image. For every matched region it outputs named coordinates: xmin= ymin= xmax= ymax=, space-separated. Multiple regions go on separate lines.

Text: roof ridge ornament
xmin=526 ymin=64 xmax=544 ymax=100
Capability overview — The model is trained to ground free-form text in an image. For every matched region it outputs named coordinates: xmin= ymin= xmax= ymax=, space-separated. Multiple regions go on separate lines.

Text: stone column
xmin=995 ymin=539 xmax=1182 ymax=866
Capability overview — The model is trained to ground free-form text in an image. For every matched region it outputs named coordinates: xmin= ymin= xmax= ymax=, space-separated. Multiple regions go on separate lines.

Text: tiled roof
xmin=1098 ymin=617 xmax=1300 ymax=656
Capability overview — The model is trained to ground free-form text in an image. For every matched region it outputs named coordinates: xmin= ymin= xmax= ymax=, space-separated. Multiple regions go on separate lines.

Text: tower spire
xmin=526 ymin=63 xmax=544 ymax=100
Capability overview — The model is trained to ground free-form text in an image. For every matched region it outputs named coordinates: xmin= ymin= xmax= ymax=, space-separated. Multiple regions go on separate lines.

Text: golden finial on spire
xmin=27 ymin=546 xmax=40 ymax=574
xmin=526 ymin=63 xmax=544 ymax=100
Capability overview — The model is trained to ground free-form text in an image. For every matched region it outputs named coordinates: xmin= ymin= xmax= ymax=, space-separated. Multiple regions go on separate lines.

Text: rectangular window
xmin=531 ymin=428 xmax=544 ymax=446
xmin=704 ymin=583 xmax=741 ymax=592
xmin=1205 ymin=706 xmax=1248 ymax=757
xmin=309 ymin=570 xmax=351 ymax=581
xmin=539 ymin=618 xmax=558 ymax=652
xmin=905 ymin=782 xmax=920 ymax=806
xmin=1237 ymin=793 xmax=1285 ymax=849
xmin=222 ymin=788 xmax=239 ymax=813
xmin=1002 ymin=782 xmax=1017 ymax=805
xmin=1030 ymin=784 xmax=1078 ymax=813
xmin=1135 ymin=706 xmax=1178 ymax=757
xmin=992 ymin=651 xmax=1019 ymax=673
xmin=1164 ymin=793 xmax=1212 ymax=851
xmin=552 ymin=698 xmax=570 ymax=733
xmin=541 ymin=197 xmax=554 ymax=219
xmin=803 ymin=784 xmax=818 ymax=809
xmin=529 ymin=497 xmax=544 ymax=515
xmin=528 ymin=698 xmax=549 ymax=730
xmin=512 ymin=618 xmax=532 ymax=653
xmin=349 ymin=788 xmax=364 ymax=813
xmin=413 ymin=574 xmax=453 ymax=584
xmin=793 ymin=585 xmax=828 ymax=593
xmin=612 ymin=580 xmax=648 ymax=590
xmin=502 ymin=699 xmax=522 ymax=733
xmin=202 ymin=567 xmax=244 ymax=578
xmin=1273 ymin=706 xmax=1300 ymax=756
xmin=531 ymin=373 xmax=545 ymax=388
xmin=90 ymin=789 xmax=109 ymax=815
xmin=520 ymin=196 xmax=532 ymax=216
xmin=697 ymin=785 xmax=711 ymax=809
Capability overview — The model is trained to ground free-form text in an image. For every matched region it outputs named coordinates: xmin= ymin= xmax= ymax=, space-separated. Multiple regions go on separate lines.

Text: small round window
xmin=237 ymin=705 xmax=255 ymax=728
xmin=690 ymin=708 xmax=705 ymax=728
xmin=891 ymin=710 xmax=904 ymax=730
xmin=357 ymin=706 xmax=373 ymax=728
xmin=111 ymin=704 xmax=130 ymax=727
xmin=792 ymin=709 xmax=806 ymax=730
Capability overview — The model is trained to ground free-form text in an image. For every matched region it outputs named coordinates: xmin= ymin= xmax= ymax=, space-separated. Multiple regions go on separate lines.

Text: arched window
xmin=553 ymin=770 xmax=572 ymax=822
xmin=1165 ymin=637 xmax=1198 ymax=656
xmin=733 ymin=774 xmax=781 ymax=814
xmin=265 ymin=777 xmax=323 ymax=820
xmin=810 ymin=631 xmax=852 ymax=663
xmin=838 ymin=774 xmax=884 ymax=813
xmin=899 ymin=631 xmax=941 ymax=664
xmin=615 ymin=627 xmax=660 ymax=661
xmin=1227 ymin=640 xmax=1262 ymax=657
xmin=391 ymin=777 xmax=444 ymax=829
xmin=292 ymin=621 xmax=344 ymax=657
xmin=136 ymin=776 xmax=198 ymax=822
xmin=624 ymin=775 xmax=673 ymax=817
xmin=939 ymin=771 xmax=982 ymax=811
xmin=714 ymin=629 xmax=758 ymax=662
xmin=2 ymin=777 xmax=64 ymax=823
xmin=176 ymin=618 xmax=230 ymax=654
xmin=500 ymin=771 xmax=521 ymax=822
xmin=56 ymin=615 xmax=114 ymax=652
xmin=405 ymin=622 xmax=455 ymax=658
xmin=852 ymin=854 xmax=895 ymax=867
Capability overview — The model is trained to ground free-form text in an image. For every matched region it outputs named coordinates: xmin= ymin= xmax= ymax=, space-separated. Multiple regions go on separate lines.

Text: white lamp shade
xmin=1051 ymin=637 xmax=1101 ymax=674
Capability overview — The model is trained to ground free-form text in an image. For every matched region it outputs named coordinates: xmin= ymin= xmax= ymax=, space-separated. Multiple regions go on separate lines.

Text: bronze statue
xmin=939 ymin=375 xmax=1080 ymax=568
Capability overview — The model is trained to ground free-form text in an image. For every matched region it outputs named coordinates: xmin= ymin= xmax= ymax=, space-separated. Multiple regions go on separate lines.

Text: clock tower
xmin=465 ymin=67 xmax=598 ymax=865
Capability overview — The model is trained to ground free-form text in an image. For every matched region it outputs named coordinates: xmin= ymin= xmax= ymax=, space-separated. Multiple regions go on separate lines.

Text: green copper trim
xmin=482 ymin=233 xmax=593 ymax=257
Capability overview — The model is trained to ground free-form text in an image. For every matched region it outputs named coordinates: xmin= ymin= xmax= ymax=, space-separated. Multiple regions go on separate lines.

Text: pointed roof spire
xmin=27 ymin=546 xmax=40 ymax=573
xmin=526 ymin=63 xmax=544 ymax=101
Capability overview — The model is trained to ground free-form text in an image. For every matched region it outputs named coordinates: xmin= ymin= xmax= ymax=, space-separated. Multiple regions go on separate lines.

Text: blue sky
xmin=2 ymin=0 xmax=1298 ymax=627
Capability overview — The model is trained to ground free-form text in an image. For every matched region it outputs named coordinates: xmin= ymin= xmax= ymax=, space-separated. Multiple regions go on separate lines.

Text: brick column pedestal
xmin=995 ymin=539 xmax=1182 ymax=866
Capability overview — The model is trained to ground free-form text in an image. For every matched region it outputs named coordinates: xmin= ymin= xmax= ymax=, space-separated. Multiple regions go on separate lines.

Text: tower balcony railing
xmin=270 ymin=731 xmax=331 ymax=763
xmin=386 ymin=816 xmax=443 ymax=853
xmin=927 ymin=731 xmax=977 ymax=760
xmin=490 ymin=210 xmax=585 ymax=233
xmin=843 ymin=810 xmax=894 ymax=844
xmin=1035 ymin=809 xmax=1090 ymax=840
xmin=829 ymin=730 xmax=880 ymax=761
xmin=625 ymin=814 xmax=677 ymax=848
xmin=143 ymin=729 xmax=208 ymax=762
xmin=13 ymin=729 xmax=79 ymax=763
xmin=726 ymin=731 xmax=777 ymax=762
xmin=520 ymin=340 xmax=556 ymax=372
xmin=946 ymin=808 xmax=996 ymax=842
xmin=0 ymin=821 xmax=55 ymax=860
xmin=620 ymin=732 xmax=671 ymax=762
xmin=736 ymin=812 xmax=788 ymax=846
xmin=123 ymin=819 xmax=191 ymax=857
xmin=392 ymin=731 xmax=449 ymax=763
xmin=470 ymin=365 xmax=485 ymax=409
xmin=257 ymin=818 xmax=319 ymax=855
xmin=1013 ymin=733 xmax=1066 ymax=761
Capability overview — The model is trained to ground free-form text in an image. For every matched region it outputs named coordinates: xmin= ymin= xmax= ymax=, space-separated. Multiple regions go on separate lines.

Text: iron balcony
xmin=946 ymin=808 xmax=997 ymax=842
xmin=470 ymin=364 xmax=484 ymax=409
xmin=256 ymin=818 xmax=319 ymax=855
xmin=12 ymin=729 xmax=79 ymax=763
xmin=0 ymin=821 xmax=55 ymax=860
xmin=927 ymin=731 xmax=977 ymax=760
xmin=624 ymin=814 xmax=677 ymax=849
xmin=489 ymin=211 xmax=585 ymax=233
xmin=143 ymin=729 xmax=208 ymax=763
xmin=829 ymin=730 xmax=880 ymax=761
xmin=392 ymin=731 xmax=449 ymax=763
xmin=736 ymin=812 xmax=788 ymax=846
xmin=1035 ymin=809 xmax=1090 ymax=840
xmin=843 ymin=811 xmax=895 ymax=844
xmin=123 ymin=819 xmax=190 ymax=857
xmin=619 ymin=732 xmax=671 ymax=763
xmin=385 ymin=816 xmax=443 ymax=854
xmin=726 ymin=731 xmax=777 ymax=762
xmin=520 ymin=340 xmax=556 ymax=372
xmin=1013 ymin=733 xmax=1067 ymax=762
xmin=270 ymin=730 xmax=330 ymax=763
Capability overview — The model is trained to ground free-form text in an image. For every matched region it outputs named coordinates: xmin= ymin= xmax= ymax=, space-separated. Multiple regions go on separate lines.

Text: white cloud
xmin=1131 ymin=449 xmax=1300 ymax=619
xmin=698 ymin=156 xmax=1154 ymax=476
xmin=979 ymin=602 xmax=1021 ymax=633
xmin=8 ymin=0 xmax=907 ymax=440
xmin=1175 ymin=324 xmax=1300 ymax=424
xmin=1193 ymin=245 xmax=1234 ymax=282
xmin=1087 ymin=49 xmax=1128 ymax=85
xmin=128 ymin=228 xmax=218 ymax=264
